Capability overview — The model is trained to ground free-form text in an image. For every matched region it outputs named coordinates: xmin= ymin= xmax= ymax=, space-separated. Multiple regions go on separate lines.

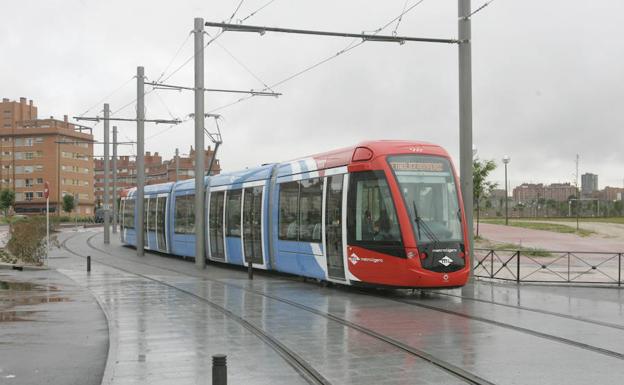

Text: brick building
xmin=513 ymin=182 xmax=578 ymax=203
xmin=0 ymin=97 xmax=94 ymax=215
xmin=94 ymin=146 xmax=220 ymax=206
xmin=591 ymin=187 xmax=624 ymax=201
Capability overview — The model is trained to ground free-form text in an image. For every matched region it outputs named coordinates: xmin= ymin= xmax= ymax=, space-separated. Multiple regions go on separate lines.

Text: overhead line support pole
xmin=103 ymin=103 xmax=110 ymax=244
xmin=112 ymin=126 xmax=118 ymax=234
xmin=137 ymin=66 xmax=145 ymax=256
xmin=194 ymin=17 xmax=206 ymax=269
xmin=458 ymin=0 xmax=475 ymax=278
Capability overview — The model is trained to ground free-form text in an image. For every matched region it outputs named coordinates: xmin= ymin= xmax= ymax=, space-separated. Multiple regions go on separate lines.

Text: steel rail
xmin=372 ymin=294 xmax=624 ymax=361
xmin=69 ymin=231 xmax=496 ymax=385
xmin=75 ymin=231 xmax=624 ymax=362
xmin=60 ymin=234 xmax=330 ymax=385
xmin=421 ymin=290 xmax=624 ymax=331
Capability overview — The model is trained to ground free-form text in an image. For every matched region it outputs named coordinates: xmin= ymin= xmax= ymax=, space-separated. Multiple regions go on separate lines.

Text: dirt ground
xmin=477 ymin=221 xmax=624 ymax=252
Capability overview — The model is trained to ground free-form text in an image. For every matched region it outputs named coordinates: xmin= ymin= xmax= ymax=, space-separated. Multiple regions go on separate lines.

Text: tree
xmin=62 ymin=194 xmax=75 ymax=215
xmin=473 ymin=158 xmax=498 ymax=236
xmin=0 ymin=189 xmax=16 ymax=217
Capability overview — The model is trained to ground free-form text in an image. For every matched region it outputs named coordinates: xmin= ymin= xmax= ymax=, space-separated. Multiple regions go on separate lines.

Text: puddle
xmin=0 ymin=310 xmax=37 ymax=322
xmin=0 ymin=280 xmax=59 ymax=292
xmin=0 ymin=280 xmax=71 ymax=317
xmin=0 ymin=281 xmax=39 ymax=291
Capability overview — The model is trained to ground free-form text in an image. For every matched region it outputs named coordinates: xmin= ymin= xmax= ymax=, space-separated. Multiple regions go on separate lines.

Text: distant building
xmin=581 ymin=173 xmax=598 ymax=197
xmin=513 ymin=182 xmax=578 ymax=203
xmin=93 ymin=146 xmax=220 ymax=207
xmin=591 ymin=186 xmax=624 ymax=201
xmin=0 ymin=97 xmax=94 ymax=215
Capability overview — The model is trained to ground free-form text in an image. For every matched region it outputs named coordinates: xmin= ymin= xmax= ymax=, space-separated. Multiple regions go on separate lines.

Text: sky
xmin=2 ymin=0 xmax=623 ymax=190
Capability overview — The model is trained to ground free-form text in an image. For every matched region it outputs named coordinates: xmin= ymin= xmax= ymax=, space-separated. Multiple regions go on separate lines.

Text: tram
xmin=120 ymin=140 xmax=470 ymax=288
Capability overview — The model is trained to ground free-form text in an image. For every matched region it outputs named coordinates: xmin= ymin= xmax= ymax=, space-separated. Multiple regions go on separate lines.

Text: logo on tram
xmin=349 ymin=252 xmax=383 ymax=265
xmin=439 ymin=256 xmax=453 ymax=267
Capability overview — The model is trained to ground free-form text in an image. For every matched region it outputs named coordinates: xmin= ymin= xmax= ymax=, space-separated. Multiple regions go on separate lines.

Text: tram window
xmin=243 ymin=186 xmax=263 ymax=261
xmin=226 ymin=189 xmax=242 ymax=237
xmin=174 ymin=194 xmax=195 ymax=234
xmin=148 ymin=197 xmax=157 ymax=231
xmin=299 ymin=178 xmax=322 ymax=242
xmin=347 ymin=171 xmax=404 ymax=257
xmin=156 ymin=198 xmax=166 ymax=232
xmin=124 ymin=199 xmax=135 ymax=229
xmin=278 ymin=181 xmax=299 ymax=241
xmin=144 ymin=198 xmax=149 ymax=231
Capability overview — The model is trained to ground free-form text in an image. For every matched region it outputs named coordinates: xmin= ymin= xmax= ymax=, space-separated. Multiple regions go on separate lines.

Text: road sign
xmin=43 ymin=181 xmax=50 ymax=199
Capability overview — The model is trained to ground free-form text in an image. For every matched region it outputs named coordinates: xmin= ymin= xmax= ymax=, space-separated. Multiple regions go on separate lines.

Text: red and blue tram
xmin=120 ymin=140 xmax=470 ymax=288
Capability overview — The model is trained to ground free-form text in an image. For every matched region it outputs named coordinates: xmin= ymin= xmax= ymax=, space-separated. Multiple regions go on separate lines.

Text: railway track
xmin=61 ymin=231 xmax=496 ymax=385
xmin=421 ymin=290 xmax=624 ymax=331
xmin=74 ymin=230 xmax=624 ymax=363
xmin=60 ymin=233 xmax=330 ymax=385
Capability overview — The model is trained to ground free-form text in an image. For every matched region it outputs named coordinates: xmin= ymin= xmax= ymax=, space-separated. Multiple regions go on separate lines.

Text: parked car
xmin=94 ymin=208 xmax=105 ymax=223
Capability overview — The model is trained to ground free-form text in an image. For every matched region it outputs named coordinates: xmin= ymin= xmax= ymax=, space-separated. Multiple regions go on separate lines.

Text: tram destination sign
xmin=390 ymin=160 xmax=444 ymax=172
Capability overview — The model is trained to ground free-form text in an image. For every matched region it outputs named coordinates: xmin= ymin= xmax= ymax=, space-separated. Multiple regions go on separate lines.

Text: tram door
xmin=325 ymin=175 xmax=345 ymax=280
xmin=144 ymin=197 xmax=149 ymax=249
xmin=209 ymin=191 xmax=225 ymax=261
xmin=243 ymin=186 xmax=264 ymax=265
xmin=156 ymin=196 xmax=167 ymax=252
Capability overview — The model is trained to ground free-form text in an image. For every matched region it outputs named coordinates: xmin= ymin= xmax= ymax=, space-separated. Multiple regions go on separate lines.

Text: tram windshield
xmin=388 ymin=155 xmax=463 ymax=244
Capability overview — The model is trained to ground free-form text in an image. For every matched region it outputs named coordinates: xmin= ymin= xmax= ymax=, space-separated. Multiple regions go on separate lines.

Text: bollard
xmin=247 ymin=261 xmax=253 ymax=280
xmin=87 ymin=255 xmax=91 ymax=273
xmin=212 ymin=354 xmax=227 ymax=385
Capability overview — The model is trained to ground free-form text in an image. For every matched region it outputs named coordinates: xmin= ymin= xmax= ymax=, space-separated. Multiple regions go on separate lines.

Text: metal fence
xmin=473 ymin=248 xmax=623 ymax=286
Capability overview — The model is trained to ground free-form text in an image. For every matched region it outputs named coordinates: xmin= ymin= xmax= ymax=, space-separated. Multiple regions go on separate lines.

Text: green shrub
xmin=6 ymin=216 xmax=58 ymax=265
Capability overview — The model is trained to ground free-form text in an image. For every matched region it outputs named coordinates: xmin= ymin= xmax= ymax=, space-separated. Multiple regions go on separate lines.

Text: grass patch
xmin=484 ymin=217 xmax=624 ymax=225
xmin=481 ymin=219 xmax=594 ymax=237
xmin=476 ymin=238 xmax=553 ymax=257
xmin=491 ymin=243 xmax=552 ymax=257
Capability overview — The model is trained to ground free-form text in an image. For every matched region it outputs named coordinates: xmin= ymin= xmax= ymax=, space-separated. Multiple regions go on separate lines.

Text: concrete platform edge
xmin=58 ymin=268 xmax=117 ymax=385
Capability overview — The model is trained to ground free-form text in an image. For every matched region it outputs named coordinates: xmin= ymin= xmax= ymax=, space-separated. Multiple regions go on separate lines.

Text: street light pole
xmin=503 ymin=155 xmax=510 ymax=225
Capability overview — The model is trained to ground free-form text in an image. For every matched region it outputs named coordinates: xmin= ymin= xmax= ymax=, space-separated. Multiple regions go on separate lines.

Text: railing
xmin=473 ymin=248 xmax=623 ymax=286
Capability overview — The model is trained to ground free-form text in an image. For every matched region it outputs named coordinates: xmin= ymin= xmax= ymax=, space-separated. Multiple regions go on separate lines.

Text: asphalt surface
xmin=53 ymin=229 xmax=624 ymax=385
xmin=0 ymin=268 xmax=107 ymax=385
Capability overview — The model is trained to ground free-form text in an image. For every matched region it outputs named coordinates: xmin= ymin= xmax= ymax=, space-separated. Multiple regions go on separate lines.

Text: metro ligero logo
xmin=349 ymin=253 xmax=383 ymax=265
xmin=439 ymin=256 xmax=453 ymax=267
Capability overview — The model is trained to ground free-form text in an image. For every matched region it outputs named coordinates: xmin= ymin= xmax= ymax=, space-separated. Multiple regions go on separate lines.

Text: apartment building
xmin=0 ymin=97 xmax=94 ymax=215
xmin=513 ymin=182 xmax=578 ymax=203
xmin=93 ymin=146 xmax=220 ymax=206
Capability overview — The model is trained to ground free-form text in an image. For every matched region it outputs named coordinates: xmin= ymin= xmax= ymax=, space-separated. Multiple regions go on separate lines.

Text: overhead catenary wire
xmin=392 ymin=0 xmax=411 ymax=36
xmin=239 ymin=0 xmax=277 ymax=23
xmin=206 ymin=31 xmax=274 ymax=91
xmin=227 ymin=0 xmax=246 ymax=23
xmin=155 ymin=33 xmax=193 ymax=84
xmin=468 ymin=0 xmax=498 ymax=18
xmin=208 ymin=0 xmax=430 ymax=113
xmin=160 ymin=0 xmax=276 ymax=85
xmin=78 ymin=76 xmax=134 ymax=117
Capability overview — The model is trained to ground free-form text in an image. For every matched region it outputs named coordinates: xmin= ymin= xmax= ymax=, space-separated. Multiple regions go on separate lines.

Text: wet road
xmin=0 ymin=268 xmax=107 ymax=385
xmin=54 ymin=229 xmax=624 ymax=385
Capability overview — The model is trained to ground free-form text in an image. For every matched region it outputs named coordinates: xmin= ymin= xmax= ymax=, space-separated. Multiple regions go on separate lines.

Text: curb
xmin=0 ymin=262 xmax=49 ymax=271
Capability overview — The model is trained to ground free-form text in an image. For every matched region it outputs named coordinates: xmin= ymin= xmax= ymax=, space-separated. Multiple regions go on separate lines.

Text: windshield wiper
xmin=412 ymin=201 xmax=440 ymax=245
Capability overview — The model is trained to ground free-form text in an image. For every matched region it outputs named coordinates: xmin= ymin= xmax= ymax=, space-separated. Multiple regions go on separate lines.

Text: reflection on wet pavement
xmin=0 ymin=270 xmax=107 ymax=385
xmin=52 ymin=230 xmax=624 ymax=385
